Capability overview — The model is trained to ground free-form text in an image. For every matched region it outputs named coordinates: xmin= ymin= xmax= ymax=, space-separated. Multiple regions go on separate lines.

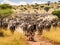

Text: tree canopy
xmin=44 ymin=6 xmax=50 ymax=12
xmin=0 ymin=4 xmax=12 ymax=9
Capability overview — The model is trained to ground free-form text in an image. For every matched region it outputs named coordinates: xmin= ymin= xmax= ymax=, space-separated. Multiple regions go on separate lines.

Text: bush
xmin=52 ymin=10 xmax=60 ymax=18
xmin=0 ymin=30 xmax=27 ymax=45
xmin=0 ymin=4 xmax=12 ymax=9
xmin=0 ymin=4 xmax=13 ymax=17
xmin=44 ymin=6 xmax=50 ymax=12
xmin=0 ymin=9 xmax=13 ymax=17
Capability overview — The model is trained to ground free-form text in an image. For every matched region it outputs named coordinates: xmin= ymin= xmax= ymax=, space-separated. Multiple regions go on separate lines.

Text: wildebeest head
xmin=27 ymin=24 xmax=36 ymax=32
xmin=37 ymin=23 xmax=44 ymax=30
xmin=2 ymin=22 xmax=8 ymax=29
xmin=52 ymin=22 xmax=57 ymax=27
xmin=44 ymin=22 xmax=51 ymax=31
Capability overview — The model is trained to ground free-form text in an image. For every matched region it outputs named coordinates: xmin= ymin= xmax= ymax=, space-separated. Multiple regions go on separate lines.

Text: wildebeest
xmin=27 ymin=24 xmax=36 ymax=41
xmin=9 ymin=24 xmax=15 ymax=34
xmin=44 ymin=22 xmax=51 ymax=31
xmin=51 ymin=19 xmax=58 ymax=27
xmin=2 ymin=22 xmax=8 ymax=30
xmin=37 ymin=23 xmax=44 ymax=35
xmin=20 ymin=22 xmax=28 ymax=36
xmin=52 ymin=22 xmax=57 ymax=28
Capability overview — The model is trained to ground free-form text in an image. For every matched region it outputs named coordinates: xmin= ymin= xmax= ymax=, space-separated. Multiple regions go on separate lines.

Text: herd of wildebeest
xmin=0 ymin=13 xmax=60 ymax=41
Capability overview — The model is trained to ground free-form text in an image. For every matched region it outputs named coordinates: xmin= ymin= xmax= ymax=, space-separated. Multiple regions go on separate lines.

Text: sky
xmin=0 ymin=0 xmax=59 ymax=5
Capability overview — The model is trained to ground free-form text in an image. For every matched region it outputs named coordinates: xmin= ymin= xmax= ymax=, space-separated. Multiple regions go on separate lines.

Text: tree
xmin=52 ymin=10 xmax=60 ymax=18
xmin=44 ymin=6 xmax=50 ymax=12
xmin=58 ymin=0 xmax=60 ymax=5
xmin=33 ymin=3 xmax=39 ymax=10
xmin=0 ymin=4 xmax=12 ymax=9
xmin=58 ymin=0 xmax=60 ymax=3
xmin=47 ymin=1 xmax=51 ymax=6
xmin=40 ymin=5 xmax=44 ymax=9
xmin=24 ymin=7 xmax=27 ymax=10
xmin=35 ymin=3 xmax=39 ymax=7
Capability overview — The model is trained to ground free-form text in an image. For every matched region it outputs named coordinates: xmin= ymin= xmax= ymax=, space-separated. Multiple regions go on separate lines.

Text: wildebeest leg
xmin=28 ymin=31 xmax=35 ymax=41
xmin=23 ymin=30 xmax=26 ymax=35
xmin=24 ymin=30 xmax=27 ymax=36
xmin=23 ymin=29 xmax=28 ymax=36
xmin=52 ymin=22 xmax=57 ymax=30
xmin=53 ymin=26 xmax=57 ymax=30
xmin=25 ymin=31 xmax=30 ymax=37
xmin=29 ymin=35 xmax=34 ymax=41
xmin=38 ymin=30 xmax=43 ymax=35
xmin=10 ymin=30 xmax=15 ymax=34
xmin=45 ymin=26 xmax=51 ymax=31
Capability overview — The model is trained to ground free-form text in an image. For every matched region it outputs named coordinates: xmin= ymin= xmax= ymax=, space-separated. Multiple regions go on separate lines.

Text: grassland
xmin=42 ymin=26 xmax=60 ymax=44
xmin=0 ymin=29 xmax=27 ymax=45
xmin=12 ymin=2 xmax=60 ymax=14
xmin=0 ymin=27 xmax=60 ymax=45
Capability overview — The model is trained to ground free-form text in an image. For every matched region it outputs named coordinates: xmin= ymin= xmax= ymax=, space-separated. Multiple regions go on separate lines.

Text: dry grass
xmin=0 ymin=29 xmax=27 ymax=45
xmin=0 ymin=26 xmax=60 ymax=45
xmin=42 ymin=26 xmax=60 ymax=43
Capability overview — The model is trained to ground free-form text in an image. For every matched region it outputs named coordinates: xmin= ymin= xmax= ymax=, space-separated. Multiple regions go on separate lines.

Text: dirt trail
xmin=27 ymin=34 xmax=55 ymax=45
xmin=16 ymin=27 xmax=59 ymax=45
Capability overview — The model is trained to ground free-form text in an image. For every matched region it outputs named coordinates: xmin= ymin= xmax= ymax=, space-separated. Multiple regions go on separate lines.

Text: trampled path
xmin=16 ymin=27 xmax=59 ymax=45
xmin=27 ymin=34 xmax=55 ymax=45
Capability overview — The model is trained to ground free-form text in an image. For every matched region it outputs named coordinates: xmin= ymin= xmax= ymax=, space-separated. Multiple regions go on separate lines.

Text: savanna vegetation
xmin=0 ymin=4 xmax=13 ymax=17
xmin=0 ymin=29 xmax=27 ymax=45
xmin=0 ymin=1 xmax=60 ymax=45
xmin=0 ymin=4 xmax=27 ymax=45
xmin=12 ymin=1 xmax=60 ymax=14
xmin=42 ymin=27 xmax=60 ymax=44
xmin=52 ymin=10 xmax=60 ymax=18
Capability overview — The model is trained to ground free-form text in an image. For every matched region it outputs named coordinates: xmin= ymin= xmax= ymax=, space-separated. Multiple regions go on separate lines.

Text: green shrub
xmin=44 ymin=6 xmax=50 ymax=12
xmin=52 ymin=10 xmax=60 ymax=18
xmin=0 ymin=9 xmax=13 ymax=17
xmin=0 ymin=4 xmax=12 ymax=9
